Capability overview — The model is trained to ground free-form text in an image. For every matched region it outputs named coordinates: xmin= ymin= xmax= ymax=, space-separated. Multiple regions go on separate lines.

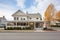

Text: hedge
xmin=5 ymin=27 xmax=32 ymax=30
xmin=51 ymin=25 xmax=60 ymax=27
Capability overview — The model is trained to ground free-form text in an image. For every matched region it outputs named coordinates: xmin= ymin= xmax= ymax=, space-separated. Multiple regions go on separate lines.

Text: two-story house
xmin=6 ymin=10 xmax=43 ymax=29
xmin=0 ymin=16 xmax=6 ymax=28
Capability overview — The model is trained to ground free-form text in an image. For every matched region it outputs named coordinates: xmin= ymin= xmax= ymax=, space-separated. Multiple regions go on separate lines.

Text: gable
xmin=12 ymin=10 xmax=25 ymax=16
xmin=27 ymin=13 xmax=41 ymax=18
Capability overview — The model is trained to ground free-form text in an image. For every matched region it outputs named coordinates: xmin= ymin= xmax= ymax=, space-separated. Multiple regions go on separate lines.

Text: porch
xmin=6 ymin=21 xmax=44 ymax=29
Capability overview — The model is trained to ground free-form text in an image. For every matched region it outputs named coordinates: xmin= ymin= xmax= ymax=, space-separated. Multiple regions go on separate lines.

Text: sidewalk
xmin=51 ymin=27 xmax=60 ymax=31
xmin=0 ymin=30 xmax=58 ymax=33
xmin=0 ymin=27 xmax=59 ymax=33
xmin=0 ymin=28 xmax=46 ymax=32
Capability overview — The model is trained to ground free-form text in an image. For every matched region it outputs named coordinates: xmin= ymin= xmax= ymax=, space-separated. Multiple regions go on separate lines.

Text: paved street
xmin=0 ymin=32 xmax=60 ymax=40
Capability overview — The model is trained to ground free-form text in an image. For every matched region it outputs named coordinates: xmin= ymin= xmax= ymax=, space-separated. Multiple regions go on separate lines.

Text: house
xmin=0 ymin=16 xmax=6 ymax=28
xmin=6 ymin=10 xmax=43 ymax=29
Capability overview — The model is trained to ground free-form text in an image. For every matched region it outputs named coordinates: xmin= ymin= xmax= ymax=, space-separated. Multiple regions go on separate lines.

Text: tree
xmin=56 ymin=11 xmax=60 ymax=21
xmin=43 ymin=3 xmax=54 ymax=28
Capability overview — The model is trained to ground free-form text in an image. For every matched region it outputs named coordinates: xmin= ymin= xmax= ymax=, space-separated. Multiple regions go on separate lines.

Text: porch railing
xmin=6 ymin=25 xmax=29 ymax=28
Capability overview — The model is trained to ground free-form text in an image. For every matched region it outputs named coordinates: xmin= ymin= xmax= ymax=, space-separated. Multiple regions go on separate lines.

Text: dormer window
xmin=24 ymin=18 xmax=25 ymax=20
xmin=30 ymin=18 xmax=32 ymax=19
xmin=36 ymin=18 xmax=39 ymax=19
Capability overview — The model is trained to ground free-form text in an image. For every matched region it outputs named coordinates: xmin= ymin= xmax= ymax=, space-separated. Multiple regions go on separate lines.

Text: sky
xmin=0 ymin=0 xmax=60 ymax=20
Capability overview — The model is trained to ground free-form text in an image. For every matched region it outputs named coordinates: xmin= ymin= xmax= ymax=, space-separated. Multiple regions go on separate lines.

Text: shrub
xmin=13 ymin=27 xmax=21 ymax=30
xmin=6 ymin=27 xmax=32 ymax=30
xmin=4 ymin=26 xmax=6 ymax=30
xmin=51 ymin=25 xmax=60 ymax=27
xmin=14 ymin=27 xmax=16 ymax=30
xmin=25 ymin=27 xmax=31 ymax=30
xmin=6 ymin=27 xmax=13 ymax=30
xmin=19 ymin=27 xmax=21 ymax=30
xmin=22 ymin=27 xmax=25 ymax=30
xmin=43 ymin=27 xmax=47 ymax=30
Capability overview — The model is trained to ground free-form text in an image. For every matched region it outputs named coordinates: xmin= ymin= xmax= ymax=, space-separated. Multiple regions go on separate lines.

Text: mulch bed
xmin=43 ymin=28 xmax=57 ymax=31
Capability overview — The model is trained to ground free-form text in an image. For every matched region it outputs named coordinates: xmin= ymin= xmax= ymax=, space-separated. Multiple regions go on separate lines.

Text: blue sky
xmin=0 ymin=0 xmax=60 ymax=20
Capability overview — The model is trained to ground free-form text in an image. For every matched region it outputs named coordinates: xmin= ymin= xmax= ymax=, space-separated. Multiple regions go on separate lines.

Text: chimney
xmin=3 ymin=16 xmax=5 ymax=19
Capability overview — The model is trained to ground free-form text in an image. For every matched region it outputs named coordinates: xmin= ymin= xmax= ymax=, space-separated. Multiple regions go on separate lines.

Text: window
xmin=23 ymin=18 xmax=25 ymax=20
xmin=21 ymin=18 xmax=25 ymax=20
xmin=36 ymin=18 xmax=39 ymax=19
xmin=14 ymin=17 xmax=16 ymax=20
xmin=17 ymin=17 xmax=19 ymax=20
xmin=30 ymin=18 xmax=32 ymax=19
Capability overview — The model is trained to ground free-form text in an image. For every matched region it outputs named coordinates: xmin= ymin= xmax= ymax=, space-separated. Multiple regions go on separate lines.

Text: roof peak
xmin=12 ymin=10 xmax=25 ymax=16
xmin=17 ymin=10 xmax=24 ymax=13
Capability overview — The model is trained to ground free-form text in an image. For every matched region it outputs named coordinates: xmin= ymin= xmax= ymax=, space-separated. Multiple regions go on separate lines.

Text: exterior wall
xmin=14 ymin=16 xmax=41 ymax=21
xmin=14 ymin=16 xmax=27 ymax=21
xmin=13 ymin=17 xmax=41 ymax=22
xmin=6 ymin=16 xmax=43 ymax=29
xmin=19 ymin=17 xmax=27 ymax=21
xmin=13 ymin=14 xmax=41 ymax=21
xmin=6 ymin=10 xmax=43 ymax=29
xmin=28 ymin=18 xmax=41 ymax=21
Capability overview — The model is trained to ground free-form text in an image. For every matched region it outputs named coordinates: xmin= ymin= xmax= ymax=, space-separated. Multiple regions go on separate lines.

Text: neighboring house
xmin=6 ymin=10 xmax=43 ymax=29
xmin=0 ymin=16 xmax=6 ymax=28
xmin=54 ymin=21 xmax=60 ymax=26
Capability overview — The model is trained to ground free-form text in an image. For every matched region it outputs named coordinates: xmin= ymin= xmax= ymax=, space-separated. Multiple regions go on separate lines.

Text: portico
xmin=6 ymin=20 xmax=43 ymax=29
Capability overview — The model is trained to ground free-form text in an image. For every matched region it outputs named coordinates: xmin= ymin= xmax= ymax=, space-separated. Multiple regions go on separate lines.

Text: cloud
xmin=16 ymin=0 xmax=26 ymax=8
xmin=25 ymin=0 xmax=59 ymax=17
xmin=55 ymin=6 xmax=60 ymax=11
xmin=0 ymin=3 xmax=18 ymax=20
xmin=0 ymin=0 xmax=59 ymax=20
xmin=25 ymin=0 xmax=49 ymax=15
xmin=0 ymin=9 xmax=12 ymax=20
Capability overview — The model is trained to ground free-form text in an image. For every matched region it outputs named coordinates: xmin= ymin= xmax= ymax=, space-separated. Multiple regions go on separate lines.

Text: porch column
xmin=34 ymin=22 xmax=36 ymax=29
xmin=26 ymin=22 xmax=27 ymax=26
xmin=16 ymin=22 xmax=17 ymax=27
xmin=43 ymin=21 xmax=47 ymax=28
xmin=28 ymin=22 xmax=29 ymax=27
xmin=39 ymin=23 xmax=40 ymax=28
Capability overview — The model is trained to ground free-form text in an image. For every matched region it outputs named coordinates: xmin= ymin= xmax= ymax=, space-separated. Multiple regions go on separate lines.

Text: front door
xmin=36 ymin=22 xmax=40 ymax=28
xmin=35 ymin=22 xmax=43 ymax=30
xmin=29 ymin=22 xmax=34 ymax=29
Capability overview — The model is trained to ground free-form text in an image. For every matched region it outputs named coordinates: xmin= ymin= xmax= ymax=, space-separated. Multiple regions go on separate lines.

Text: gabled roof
xmin=27 ymin=13 xmax=41 ymax=18
xmin=12 ymin=10 xmax=26 ymax=16
xmin=12 ymin=10 xmax=42 ymax=19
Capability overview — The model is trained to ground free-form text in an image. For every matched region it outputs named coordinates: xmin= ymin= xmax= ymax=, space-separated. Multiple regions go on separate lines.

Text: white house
xmin=6 ymin=10 xmax=43 ymax=29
